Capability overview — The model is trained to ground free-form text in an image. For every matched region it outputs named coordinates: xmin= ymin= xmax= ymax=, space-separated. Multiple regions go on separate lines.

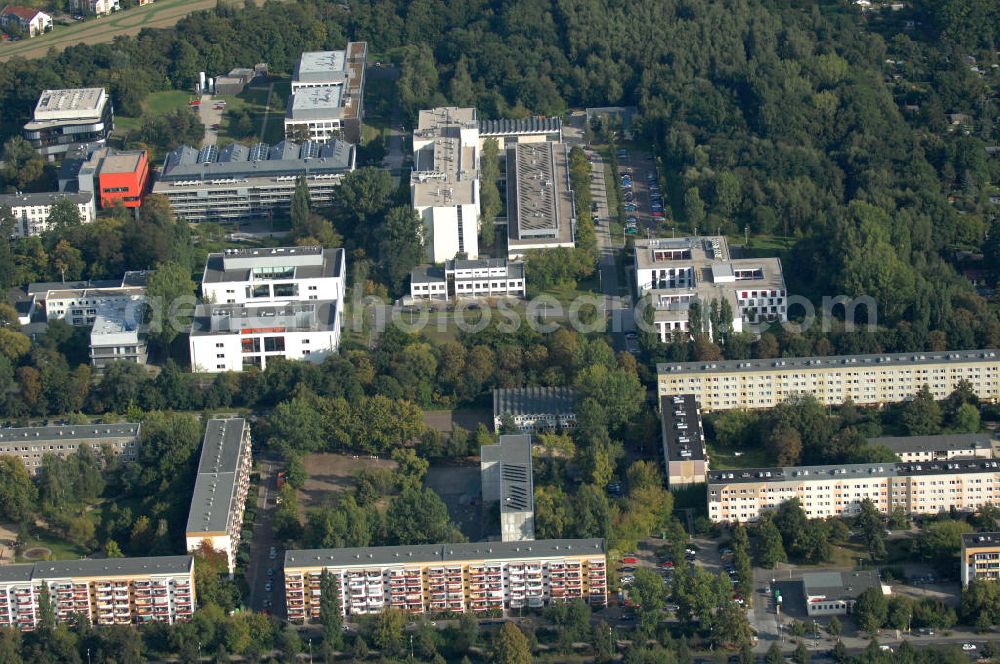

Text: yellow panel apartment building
xmin=961 ymin=533 xmax=1000 ymax=587
xmin=657 ymin=349 xmax=1000 ymax=411
xmin=0 ymin=556 xmax=195 ymax=631
xmin=284 ymin=539 xmax=607 ymax=623
xmin=708 ymin=459 xmax=1000 ymax=523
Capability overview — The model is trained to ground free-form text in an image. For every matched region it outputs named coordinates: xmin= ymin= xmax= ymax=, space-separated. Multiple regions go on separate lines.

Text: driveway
xmin=198 ymin=95 xmax=224 ymax=147
xmin=246 ymin=459 xmax=284 ymax=617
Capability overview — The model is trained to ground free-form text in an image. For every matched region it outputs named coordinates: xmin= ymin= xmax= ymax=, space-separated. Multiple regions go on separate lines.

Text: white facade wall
xmin=189 ymin=325 xmax=341 ymax=373
xmin=6 ymin=196 xmax=96 ymax=238
xmin=202 ymin=274 xmax=343 ymax=306
xmin=418 ymin=201 xmax=480 ymax=262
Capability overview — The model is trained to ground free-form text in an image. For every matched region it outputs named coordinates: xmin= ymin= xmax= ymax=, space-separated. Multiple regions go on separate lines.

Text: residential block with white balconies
xmin=0 ymin=556 xmax=194 ymax=631
xmin=283 ymin=539 xmax=607 ymax=623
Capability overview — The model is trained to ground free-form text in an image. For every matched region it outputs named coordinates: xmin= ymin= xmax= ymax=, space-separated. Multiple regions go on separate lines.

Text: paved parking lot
xmin=616 ymin=149 xmax=664 ymax=237
xmin=198 ymin=95 xmax=225 ymax=147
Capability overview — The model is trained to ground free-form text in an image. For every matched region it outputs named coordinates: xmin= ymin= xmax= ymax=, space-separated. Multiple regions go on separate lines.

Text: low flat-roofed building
xmin=0 ymin=555 xmax=194 ymax=630
xmin=152 ymin=140 xmax=355 ymax=222
xmin=22 ymin=88 xmax=113 ymax=159
xmin=868 ymin=433 xmax=996 ymax=464
xmin=409 ymin=258 xmax=525 ymax=302
xmin=0 ymin=422 xmax=140 ymax=475
xmin=660 ymin=394 xmax=707 ymax=488
xmin=506 ymin=142 xmax=577 ymax=259
xmin=802 ymin=570 xmax=888 ymax=617
xmin=89 ymin=301 xmax=147 ymax=368
xmin=286 ymin=43 xmax=366 ymax=143
xmin=28 ymin=271 xmax=148 ymax=326
xmin=493 ymin=386 xmax=577 ymax=433
xmin=185 ymin=419 xmax=252 ymax=576
xmin=635 ymin=236 xmax=786 ymax=340
xmin=283 ymin=538 xmax=607 ymax=621
xmin=411 ymin=107 xmax=481 ymax=262
xmin=201 ymin=246 xmax=345 ymax=306
xmin=962 ymin=532 xmax=1000 ymax=587
xmin=707 ymin=458 xmax=1000 ymax=523
xmin=0 ymin=191 xmax=96 ymax=237
xmin=482 ymin=434 xmax=535 ymax=542
xmin=478 ymin=116 xmax=562 ymax=150
xmin=188 ymin=301 xmax=341 ymax=373
xmin=658 ymin=349 xmax=1000 ymax=412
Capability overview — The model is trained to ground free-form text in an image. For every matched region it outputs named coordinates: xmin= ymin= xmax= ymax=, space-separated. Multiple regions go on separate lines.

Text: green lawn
xmin=706 ymin=442 xmax=776 ymax=470
xmin=216 ymin=80 xmax=288 ymax=146
xmin=115 ymin=90 xmax=196 ymax=132
xmin=16 ymin=528 xmax=87 ymax=562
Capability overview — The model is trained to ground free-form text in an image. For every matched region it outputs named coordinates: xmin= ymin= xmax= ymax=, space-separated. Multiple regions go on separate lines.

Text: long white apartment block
xmin=28 ymin=271 xmax=148 ymax=326
xmin=284 ymin=539 xmax=607 ymax=622
xmin=634 ymin=236 xmax=786 ymax=341
xmin=657 ymin=349 xmax=1000 ymax=411
xmin=185 ymin=419 xmax=252 ymax=576
xmin=412 ymin=107 xmax=481 ymax=262
xmin=708 ymin=459 xmax=1000 ymax=523
xmin=0 ymin=191 xmax=96 ymax=237
xmin=201 ymin=246 xmax=345 ymax=305
xmin=0 ymin=556 xmax=194 ymax=631
xmin=0 ymin=422 xmax=140 ymax=475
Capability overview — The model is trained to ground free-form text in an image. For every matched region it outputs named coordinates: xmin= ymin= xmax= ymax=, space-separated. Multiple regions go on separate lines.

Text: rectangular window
xmin=263 ymin=336 xmax=286 ymax=353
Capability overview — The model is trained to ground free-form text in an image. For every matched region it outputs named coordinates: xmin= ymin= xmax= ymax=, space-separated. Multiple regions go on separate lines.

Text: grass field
xmin=0 ymin=0 xmax=251 ymax=62
xmin=706 ymin=442 xmax=776 ymax=470
xmin=216 ymin=81 xmax=289 ymax=146
xmin=115 ymin=89 xmax=194 ymax=132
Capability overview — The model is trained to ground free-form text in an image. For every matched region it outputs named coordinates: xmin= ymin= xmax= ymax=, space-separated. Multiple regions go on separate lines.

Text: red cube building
xmin=97 ymin=150 xmax=149 ymax=208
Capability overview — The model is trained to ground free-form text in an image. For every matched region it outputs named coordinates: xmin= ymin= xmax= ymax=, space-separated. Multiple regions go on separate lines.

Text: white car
xmin=264 ymin=582 xmax=272 ymax=592
xmin=962 ymin=643 xmax=977 ymax=651
xmin=620 ymin=575 xmax=635 ymax=584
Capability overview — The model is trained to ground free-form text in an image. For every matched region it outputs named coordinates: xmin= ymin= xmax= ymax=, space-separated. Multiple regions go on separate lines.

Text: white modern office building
xmin=89 ymin=301 xmax=147 ymax=369
xmin=285 ymin=43 xmax=367 ymax=143
xmin=201 ymin=246 xmax=345 ymax=306
xmin=27 ymin=272 xmax=148 ymax=326
xmin=185 ymin=419 xmax=252 ymax=577
xmin=188 ymin=301 xmax=341 ymax=373
xmin=634 ymin=236 xmax=787 ymax=341
xmin=409 ymin=258 xmax=525 ymax=302
xmin=0 ymin=191 xmax=96 ymax=238
xmin=22 ymin=88 xmax=114 ymax=159
xmin=411 ymin=107 xmax=481 ymax=262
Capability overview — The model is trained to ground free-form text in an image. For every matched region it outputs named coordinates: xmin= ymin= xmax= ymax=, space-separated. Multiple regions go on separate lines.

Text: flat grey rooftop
xmin=963 ymin=532 xmax=1000 ymax=548
xmin=869 ymin=433 xmax=995 ymax=454
xmin=32 ymin=88 xmax=106 ymax=117
xmin=186 ymin=419 xmax=249 ymax=536
xmin=660 ymin=394 xmax=705 ymax=462
xmin=659 ymin=349 xmax=1000 ymax=376
xmin=0 ymin=564 xmax=34 ymax=583
xmin=287 ymin=86 xmax=346 ymax=120
xmin=0 ymin=191 xmax=92 ymax=208
xmin=27 ymin=271 xmax=149 ymax=297
xmin=285 ymin=538 xmax=606 ymax=569
xmin=0 ymin=423 xmax=139 ymax=445
xmin=493 ymin=386 xmax=577 ymax=417
xmin=189 ymin=301 xmax=338 ymax=336
xmin=506 ymin=142 xmax=576 ymax=248
xmin=31 ymin=555 xmax=193 ymax=579
xmin=802 ymin=570 xmax=881 ymax=601
xmin=202 ymin=247 xmax=343 ymax=284
xmin=294 ymin=50 xmax=348 ymax=84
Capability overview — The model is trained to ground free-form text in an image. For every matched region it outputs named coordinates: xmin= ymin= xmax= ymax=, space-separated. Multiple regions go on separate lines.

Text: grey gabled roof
xmin=660 ymin=394 xmax=705 ymax=462
xmin=285 ymin=538 xmax=606 ymax=569
xmin=802 ymin=570 xmax=881 ymax=601
xmin=159 ymin=140 xmax=354 ymax=183
xmin=658 ymin=349 xmax=1000 ymax=375
xmin=0 ymin=423 xmax=140 ymax=445
xmin=0 ymin=564 xmax=34 ymax=583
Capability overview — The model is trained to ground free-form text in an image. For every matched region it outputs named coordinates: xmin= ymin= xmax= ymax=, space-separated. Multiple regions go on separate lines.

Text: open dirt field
xmin=298 ymin=452 xmax=397 ymax=508
xmin=425 ymin=462 xmax=485 ymax=541
xmin=422 ymin=408 xmax=492 ymax=435
xmin=0 ymin=0 xmax=256 ymax=62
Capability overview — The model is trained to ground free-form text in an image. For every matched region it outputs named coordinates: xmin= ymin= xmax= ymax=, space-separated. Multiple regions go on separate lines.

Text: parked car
xmin=962 ymin=644 xmax=977 ymax=652
xmin=618 ymin=566 xmax=636 ymax=574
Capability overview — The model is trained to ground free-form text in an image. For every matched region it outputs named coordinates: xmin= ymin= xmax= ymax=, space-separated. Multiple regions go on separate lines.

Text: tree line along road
xmin=0 ymin=0 xmax=262 ymax=62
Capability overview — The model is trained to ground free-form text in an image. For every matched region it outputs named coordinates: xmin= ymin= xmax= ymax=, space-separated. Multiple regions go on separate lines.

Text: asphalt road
xmin=198 ymin=95 xmax=225 ymax=148
xmin=246 ymin=460 xmax=283 ymax=617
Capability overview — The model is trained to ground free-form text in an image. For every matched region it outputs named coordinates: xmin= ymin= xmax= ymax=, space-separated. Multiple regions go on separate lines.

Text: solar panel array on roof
xmin=248 ymin=143 xmax=269 ymax=162
xmin=502 ymin=464 xmax=530 ymax=511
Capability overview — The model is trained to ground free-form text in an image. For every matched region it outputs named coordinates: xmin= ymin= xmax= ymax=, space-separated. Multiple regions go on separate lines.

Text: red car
xmin=189 ymin=100 xmax=201 ymax=106
xmin=652 ymin=210 xmax=665 ymax=218
xmin=658 ymin=560 xmax=674 ymax=568
xmin=622 ymin=556 xmax=639 ymax=565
